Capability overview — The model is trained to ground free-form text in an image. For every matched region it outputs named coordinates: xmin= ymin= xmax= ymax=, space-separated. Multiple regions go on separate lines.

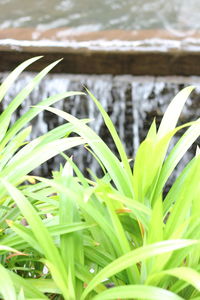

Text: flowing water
xmin=0 ymin=0 xmax=200 ymax=34
xmin=0 ymin=0 xmax=200 ymax=181
xmin=0 ymin=73 xmax=199 ymax=181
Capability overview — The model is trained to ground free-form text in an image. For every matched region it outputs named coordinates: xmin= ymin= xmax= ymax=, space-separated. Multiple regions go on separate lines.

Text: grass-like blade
xmin=40 ymin=105 xmax=133 ymax=197
xmin=154 ymin=120 xmax=200 ymax=198
xmin=0 ymin=59 xmax=62 ymax=141
xmin=86 ymin=89 xmax=133 ymax=186
xmin=81 ymin=239 xmax=198 ymax=299
xmin=0 ymin=56 xmax=42 ymax=103
xmin=8 ymin=270 xmax=48 ymax=299
xmin=0 ymin=137 xmax=85 ymax=197
xmin=157 ymin=86 xmax=194 ymax=139
xmin=1 ymin=180 xmax=72 ymax=299
xmin=147 ymin=267 xmax=200 ymax=291
xmin=0 ymin=91 xmax=84 ymax=150
xmin=92 ymin=285 xmax=184 ymax=300
xmin=0 ymin=263 xmax=17 ymax=300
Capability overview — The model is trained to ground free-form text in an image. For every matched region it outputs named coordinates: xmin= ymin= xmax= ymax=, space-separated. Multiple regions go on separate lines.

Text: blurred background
xmin=0 ymin=0 xmax=199 ymax=178
xmin=0 ymin=0 xmax=200 ymax=34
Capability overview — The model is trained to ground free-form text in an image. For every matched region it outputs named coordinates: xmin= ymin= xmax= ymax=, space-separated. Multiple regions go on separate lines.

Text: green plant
xmin=0 ymin=57 xmax=85 ymax=229
xmin=0 ymin=62 xmax=200 ymax=300
xmin=0 ymin=57 xmax=87 ymax=299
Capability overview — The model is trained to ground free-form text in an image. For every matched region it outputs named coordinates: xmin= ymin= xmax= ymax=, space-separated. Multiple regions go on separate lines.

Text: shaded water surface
xmin=0 ymin=0 xmax=200 ymax=36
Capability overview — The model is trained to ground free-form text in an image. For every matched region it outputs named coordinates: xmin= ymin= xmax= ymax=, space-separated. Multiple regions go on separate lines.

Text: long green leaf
xmin=147 ymin=267 xmax=200 ymax=291
xmin=164 ymin=155 xmax=200 ymax=239
xmin=40 ymin=105 xmax=133 ymax=197
xmin=1 ymin=180 xmax=71 ymax=299
xmin=25 ymin=279 xmax=60 ymax=294
xmin=157 ymin=86 xmax=194 ymax=138
xmin=9 ymin=270 xmax=48 ymax=299
xmin=0 ymin=264 xmax=16 ymax=300
xmin=0 ymin=56 xmax=42 ymax=103
xmin=86 ymin=89 xmax=133 ymax=184
xmin=92 ymin=285 xmax=184 ymax=300
xmin=2 ymin=220 xmax=95 ymax=253
xmin=0 ymin=59 xmax=62 ymax=141
xmin=0 ymin=91 xmax=84 ymax=150
xmin=0 ymin=137 xmax=85 ymax=197
xmin=81 ymin=239 xmax=198 ymax=299
xmin=154 ymin=119 xmax=200 ymax=198
xmin=0 ymin=126 xmax=31 ymax=172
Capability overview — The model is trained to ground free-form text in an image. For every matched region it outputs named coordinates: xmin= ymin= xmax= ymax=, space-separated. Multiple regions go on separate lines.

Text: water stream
xmin=1 ymin=73 xmax=199 ymax=181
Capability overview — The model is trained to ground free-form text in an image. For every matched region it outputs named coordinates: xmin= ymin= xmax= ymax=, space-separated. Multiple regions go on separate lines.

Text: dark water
xmin=0 ymin=0 xmax=199 ymax=36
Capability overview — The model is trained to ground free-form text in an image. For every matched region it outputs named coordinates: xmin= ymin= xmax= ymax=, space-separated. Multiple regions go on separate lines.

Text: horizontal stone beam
xmin=0 ymin=28 xmax=200 ymax=75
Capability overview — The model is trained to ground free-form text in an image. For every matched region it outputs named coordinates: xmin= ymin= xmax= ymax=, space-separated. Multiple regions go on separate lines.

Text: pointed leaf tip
xmin=158 ymin=86 xmax=195 ymax=139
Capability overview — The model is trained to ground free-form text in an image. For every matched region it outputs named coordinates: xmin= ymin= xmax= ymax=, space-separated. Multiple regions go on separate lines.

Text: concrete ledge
xmin=0 ymin=28 xmax=200 ymax=75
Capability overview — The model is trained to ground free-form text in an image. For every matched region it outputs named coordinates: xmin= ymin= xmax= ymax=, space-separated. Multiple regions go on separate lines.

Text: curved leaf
xmin=0 ymin=56 xmax=42 ymax=103
xmin=157 ymin=86 xmax=194 ymax=139
xmin=39 ymin=105 xmax=133 ymax=197
xmin=0 ymin=264 xmax=16 ymax=300
xmin=92 ymin=285 xmax=183 ymax=300
xmin=147 ymin=267 xmax=200 ymax=291
xmin=81 ymin=239 xmax=198 ymax=299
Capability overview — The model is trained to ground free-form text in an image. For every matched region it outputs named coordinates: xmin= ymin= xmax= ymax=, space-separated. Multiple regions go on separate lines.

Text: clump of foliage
xmin=0 ymin=59 xmax=200 ymax=300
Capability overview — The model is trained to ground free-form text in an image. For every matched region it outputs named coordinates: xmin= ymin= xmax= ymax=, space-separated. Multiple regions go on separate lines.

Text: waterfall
xmin=0 ymin=72 xmax=199 ymax=181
